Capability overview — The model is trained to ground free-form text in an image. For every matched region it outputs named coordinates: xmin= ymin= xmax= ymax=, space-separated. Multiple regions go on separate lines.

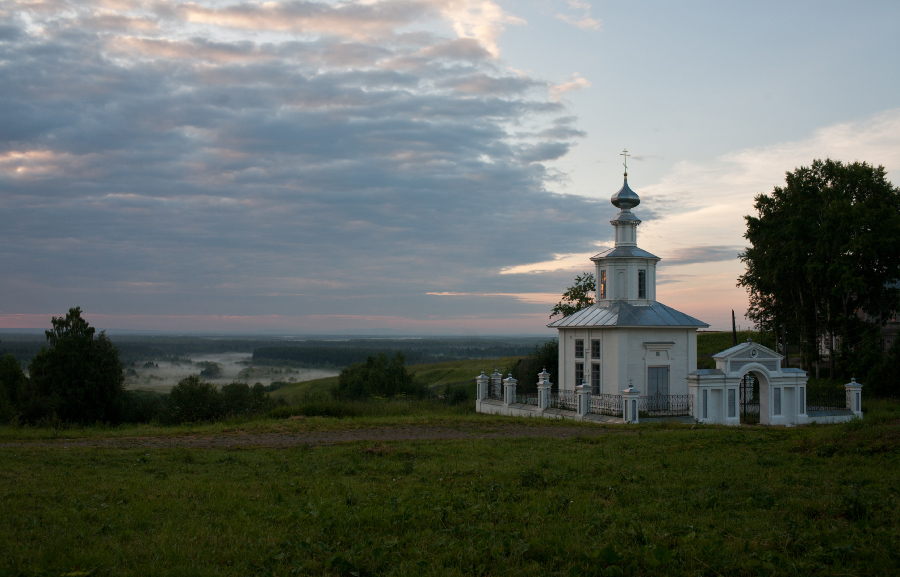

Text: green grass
xmin=269 ymin=375 xmax=340 ymax=403
xmin=270 ymin=356 xmax=522 ymax=403
xmin=1 ymin=400 xmax=899 ymax=576
xmin=408 ymin=356 xmax=521 ymax=387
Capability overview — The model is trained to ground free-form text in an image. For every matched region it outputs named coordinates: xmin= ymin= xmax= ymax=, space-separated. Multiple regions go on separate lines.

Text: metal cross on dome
xmin=621 ymin=147 xmax=630 ymax=175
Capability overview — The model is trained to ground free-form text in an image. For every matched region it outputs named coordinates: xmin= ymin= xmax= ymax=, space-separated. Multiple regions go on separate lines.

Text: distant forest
xmin=251 ymin=338 xmax=548 ymax=368
xmin=0 ymin=334 xmax=549 ymax=368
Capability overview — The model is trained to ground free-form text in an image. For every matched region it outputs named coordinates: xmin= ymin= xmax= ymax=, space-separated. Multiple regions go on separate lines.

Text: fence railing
xmin=639 ymin=394 xmax=693 ymax=417
xmin=549 ymin=390 xmax=577 ymax=411
xmin=806 ymin=386 xmax=847 ymax=412
xmin=590 ymin=393 xmax=622 ymax=416
xmin=515 ymin=393 xmax=539 ymax=406
xmin=488 ymin=382 xmax=503 ymax=401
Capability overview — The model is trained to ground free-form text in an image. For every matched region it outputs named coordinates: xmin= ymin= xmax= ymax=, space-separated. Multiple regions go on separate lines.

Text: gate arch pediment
xmin=712 ymin=340 xmax=784 ymax=377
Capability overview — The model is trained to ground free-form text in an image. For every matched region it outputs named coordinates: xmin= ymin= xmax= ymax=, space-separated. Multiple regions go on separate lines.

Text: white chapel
xmin=547 ymin=169 xmax=708 ymax=397
xmin=475 ymin=158 xmax=861 ymax=426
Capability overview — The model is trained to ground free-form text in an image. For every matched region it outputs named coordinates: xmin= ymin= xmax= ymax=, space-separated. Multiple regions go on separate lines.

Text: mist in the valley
xmin=124 ymin=352 xmax=338 ymax=393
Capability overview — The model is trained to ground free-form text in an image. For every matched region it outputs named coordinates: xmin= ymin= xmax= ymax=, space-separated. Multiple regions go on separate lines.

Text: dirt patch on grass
xmin=0 ymin=424 xmax=620 ymax=449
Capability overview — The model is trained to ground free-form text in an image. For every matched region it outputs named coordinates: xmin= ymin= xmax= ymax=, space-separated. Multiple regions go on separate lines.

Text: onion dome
xmin=611 ymin=175 xmax=640 ymax=210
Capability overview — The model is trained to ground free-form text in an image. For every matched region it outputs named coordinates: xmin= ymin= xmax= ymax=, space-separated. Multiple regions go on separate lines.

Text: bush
xmin=220 ymin=382 xmax=272 ymax=415
xmin=165 ymin=376 xmax=275 ymax=424
xmin=333 ymin=351 xmax=426 ymax=400
xmin=509 ymin=340 xmax=558 ymax=394
xmin=0 ymin=354 xmax=28 ymax=423
xmin=122 ymin=390 xmax=166 ymax=423
xmin=165 ymin=375 xmax=222 ymax=423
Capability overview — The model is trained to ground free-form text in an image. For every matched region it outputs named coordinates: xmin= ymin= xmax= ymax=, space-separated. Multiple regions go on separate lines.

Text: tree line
xmin=253 ymin=343 xmax=538 ymax=368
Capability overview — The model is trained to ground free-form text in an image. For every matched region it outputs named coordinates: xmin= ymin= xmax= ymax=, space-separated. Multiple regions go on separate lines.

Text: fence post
xmin=576 ymin=378 xmax=591 ymax=419
xmin=475 ymin=371 xmax=488 ymax=401
xmin=622 ymin=384 xmax=640 ymax=423
xmin=503 ymin=374 xmax=517 ymax=407
xmin=845 ymin=378 xmax=863 ymax=419
xmin=490 ymin=369 xmax=502 ymax=400
xmin=537 ymin=368 xmax=552 ymax=411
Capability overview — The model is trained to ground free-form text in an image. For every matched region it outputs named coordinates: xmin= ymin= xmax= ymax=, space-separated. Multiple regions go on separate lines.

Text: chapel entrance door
xmin=740 ymin=372 xmax=760 ymax=424
xmin=646 ymin=366 xmax=670 ymax=413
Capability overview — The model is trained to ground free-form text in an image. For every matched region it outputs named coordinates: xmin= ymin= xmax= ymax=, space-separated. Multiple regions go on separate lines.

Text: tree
xmin=333 ymin=351 xmax=425 ymax=400
xmin=550 ymin=272 xmax=595 ymax=319
xmin=738 ymin=159 xmax=900 ymax=375
xmin=27 ymin=307 xmax=125 ymax=423
xmin=0 ymin=354 xmax=28 ymax=422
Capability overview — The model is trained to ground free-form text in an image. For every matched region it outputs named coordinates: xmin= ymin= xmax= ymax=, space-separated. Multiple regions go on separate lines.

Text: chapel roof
xmin=591 ymin=246 xmax=660 ymax=260
xmin=547 ymin=300 xmax=709 ymax=328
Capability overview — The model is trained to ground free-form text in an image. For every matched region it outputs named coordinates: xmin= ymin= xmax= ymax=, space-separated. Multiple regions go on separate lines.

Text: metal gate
xmin=740 ymin=373 xmax=760 ymax=424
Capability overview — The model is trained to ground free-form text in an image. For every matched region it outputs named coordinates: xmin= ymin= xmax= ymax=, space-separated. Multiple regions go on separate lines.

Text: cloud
xmin=437 ymin=0 xmax=525 ymax=57
xmin=555 ymin=0 xmax=601 ymax=31
xmin=0 ymin=0 xmax=600 ymax=329
xmin=175 ymin=0 xmax=433 ymax=40
xmin=550 ymin=72 xmax=590 ymax=101
xmin=633 ymin=108 xmax=900 ymax=327
xmin=662 ymin=246 xmax=744 ymax=266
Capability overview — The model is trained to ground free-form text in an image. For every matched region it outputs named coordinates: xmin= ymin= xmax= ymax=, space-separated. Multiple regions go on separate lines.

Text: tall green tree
xmin=550 ymin=272 xmax=595 ymax=319
xmin=28 ymin=307 xmax=125 ymax=423
xmin=738 ymin=159 xmax=900 ymax=374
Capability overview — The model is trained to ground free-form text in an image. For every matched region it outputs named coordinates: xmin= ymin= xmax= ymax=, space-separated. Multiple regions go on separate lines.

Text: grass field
xmin=270 ymin=356 xmax=522 ymax=403
xmin=1 ymin=399 xmax=898 ymax=576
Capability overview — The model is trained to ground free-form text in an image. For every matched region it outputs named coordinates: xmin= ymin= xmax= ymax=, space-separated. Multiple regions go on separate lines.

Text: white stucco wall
xmin=558 ymin=327 xmax=698 ymax=395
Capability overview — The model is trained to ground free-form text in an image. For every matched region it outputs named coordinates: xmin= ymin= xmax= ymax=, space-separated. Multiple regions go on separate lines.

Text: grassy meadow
xmin=269 ymin=356 xmax=520 ymax=404
xmin=1 ymin=399 xmax=899 ymax=576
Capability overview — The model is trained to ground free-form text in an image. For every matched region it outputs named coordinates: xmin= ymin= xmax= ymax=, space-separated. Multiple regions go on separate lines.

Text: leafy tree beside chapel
xmin=28 ymin=307 xmax=126 ymax=423
xmin=550 ymin=272 xmax=595 ymax=318
xmin=738 ymin=159 xmax=900 ymax=383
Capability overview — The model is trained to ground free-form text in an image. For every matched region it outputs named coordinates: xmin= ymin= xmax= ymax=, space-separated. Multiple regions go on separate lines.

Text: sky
xmin=1 ymin=0 xmax=899 ymax=335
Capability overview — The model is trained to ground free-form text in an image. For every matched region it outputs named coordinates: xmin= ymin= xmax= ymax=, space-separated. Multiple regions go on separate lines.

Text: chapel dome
xmin=611 ymin=175 xmax=640 ymax=210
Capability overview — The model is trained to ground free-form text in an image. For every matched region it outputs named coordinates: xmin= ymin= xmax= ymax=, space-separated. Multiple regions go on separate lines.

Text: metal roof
xmin=611 ymin=176 xmax=640 ymax=210
xmin=591 ymin=246 xmax=660 ymax=260
xmin=691 ymin=368 xmax=726 ymax=376
xmin=547 ymin=300 xmax=709 ymax=328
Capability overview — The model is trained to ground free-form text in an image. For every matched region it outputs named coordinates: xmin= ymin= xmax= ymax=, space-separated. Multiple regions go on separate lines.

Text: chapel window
xmin=591 ymin=363 xmax=600 ymax=394
xmin=575 ymin=339 xmax=584 ymax=358
xmin=575 ymin=363 xmax=584 ymax=386
xmin=599 ymin=270 xmax=607 ymax=299
xmin=590 ymin=339 xmax=600 ymax=358
xmin=638 ymin=269 xmax=646 ymax=299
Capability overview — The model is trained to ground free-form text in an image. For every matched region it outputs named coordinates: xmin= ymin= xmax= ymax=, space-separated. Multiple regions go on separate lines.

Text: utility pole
xmin=732 ymin=310 xmax=738 ymax=346
xmin=781 ymin=323 xmax=788 ymax=368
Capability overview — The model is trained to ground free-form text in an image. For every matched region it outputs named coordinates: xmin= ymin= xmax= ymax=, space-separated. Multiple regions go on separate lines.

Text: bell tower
xmin=591 ymin=151 xmax=660 ymax=305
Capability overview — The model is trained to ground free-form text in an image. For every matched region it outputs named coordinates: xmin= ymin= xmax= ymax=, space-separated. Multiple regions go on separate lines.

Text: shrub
xmin=165 ymin=375 xmax=221 ymax=423
xmin=509 ymin=340 xmax=558 ymax=394
xmin=122 ymin=390 xmax=166 ymax=423
xmin=0 ymin=354 xmax=28 ymax=423
xmin=333 ymin=351 xmax=426 ymax=400
xmin=220 ymin=382 xmax=272 ymax=415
